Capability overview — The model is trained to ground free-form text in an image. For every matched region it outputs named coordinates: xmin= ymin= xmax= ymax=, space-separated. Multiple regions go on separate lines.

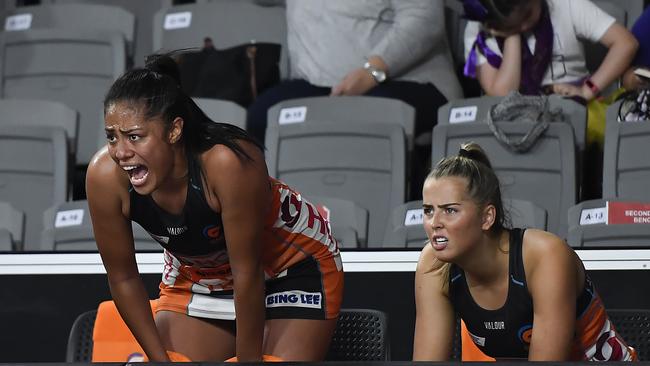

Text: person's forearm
xmin=487 ymin=35 xmax=523 ymax=95
xmin=109 ymin=277 xmax=169 ymax=362
xmin=589 ymin=39 xmax=639 ymax=96
xmin=234 ymin=271 xmax=266 ymax=362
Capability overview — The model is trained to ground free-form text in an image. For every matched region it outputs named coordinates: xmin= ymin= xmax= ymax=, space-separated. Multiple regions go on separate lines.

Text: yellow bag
xmin=586 ymin=88 xmax=626 ymax=148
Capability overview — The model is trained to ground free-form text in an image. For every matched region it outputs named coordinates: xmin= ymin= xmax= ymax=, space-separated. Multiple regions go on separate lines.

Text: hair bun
xmin=458 ymin=142 xmax=493 ymax=169
xmin=144 ymin=53 xmax=182 ymax=86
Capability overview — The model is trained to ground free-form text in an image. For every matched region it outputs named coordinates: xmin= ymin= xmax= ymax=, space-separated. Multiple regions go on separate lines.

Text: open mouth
xmin=123 ymin=164 xmax=149 ymax=187
xmin=432 ymin=236 xmax=449 ymax=250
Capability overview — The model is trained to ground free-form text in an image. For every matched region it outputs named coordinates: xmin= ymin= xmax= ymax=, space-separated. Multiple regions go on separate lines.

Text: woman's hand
xmin=549 ymin=83 xmax=595 ymax=101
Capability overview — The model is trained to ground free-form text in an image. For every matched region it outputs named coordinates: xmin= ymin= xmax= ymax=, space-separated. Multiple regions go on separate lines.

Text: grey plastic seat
xmin=438 ymin=95 xmax=587 ymax=155
xmin=268 ymin=96 xmax=416 ymax=151
xmin=41 ymin=200 xmax=161 ymax=252
xmin=266 ymin=122 xmax=406 ymax=246
xmin=0 ymin=28 xmax=127 ymax=165
xmin=193 ymin=97 xmax=247 ymax=130
xmin=567 ymin=198 xmax=650 ymax=248
xmin=0 ymin=125 xmax=68 ymax=250
xmin=305 ymin=195 xmax=369 ymax=248
xmin=152 ymin=0 xmax=289 ymax=78
xmin=444 ymin=0 xmax=468 ymax=70
xmin=0 ymin=229 xmax=13 ymax=252
xmin=0 ymin=201 xmax=25 ymax=251
xmin=382 ymin=200 xmax=427 ymax=249
xmin=0 ymin=99 xmax=78 ymax=158
xmin=505 ymin=198 xmax=548 ymax=231
xmin=3 ymin=3 xmax=136 ymax=61
xmin=603 ymin=100 xmax=650 ymax=200
xmin=382 ymin=198 xmax=547 ymax=248
xmin=431 ymin=122 xmax=577 ymax=238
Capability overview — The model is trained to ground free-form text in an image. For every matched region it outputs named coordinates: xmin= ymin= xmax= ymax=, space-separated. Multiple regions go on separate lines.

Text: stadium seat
xmin=567 ymin=198 xmax=650 ymax=248
xmin=603 ymin=100 xmax=650 ymax=200
xmin=152 ymin=0 xmax=289 ymax=78
xmin=2 ymin=3 xmax=136 ymax=60
xmin=431 ymin=121 xmax=577 ymax=239
xmin=0 ymin=125 xmax=68 ymax=249
xmin=438 ymin=95 xmax=587 ymax=156
xmin=382 ymin=198 xmax=547 ymax=248
xmin=0 ymin=28 xmax=127 ymax=165
xmin=266 ymin=122 xmax=407 ymax=246
xmin=382 ymin=200 xmax=427 ymax=248
xmin=67 ymin=302 xmax=389 ymax=362
xmin=306 ymin=195 xmax=369 ymax=248
xmin=443 ymin=0 xmax=468 ymax=71
xmin=0 ymin=201 xmax=25 ymax=251
xmin=41 ymin=200 xmax=161 ymax=251
xmin=326 ymin=308 xmax=390 ymax=361
xmin=193 ymin=97 xmax=247 ymax=130
xmin=66 ymin=300 xmax=158 ymax=362
xmin=0 ymin=99 xmax=78 ymax=159
xmin=267 ymin=96 xmax=416 ymax=152
xmin=607 ymin=309 xmax=650 ymax=361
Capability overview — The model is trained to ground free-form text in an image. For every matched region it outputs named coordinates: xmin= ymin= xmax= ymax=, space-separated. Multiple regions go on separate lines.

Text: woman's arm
xmin=86 ymin=148 xmax=170 ymax=362
xmin=553 ymin=23 xmax=638 ymax=100
xmin=583 ymin=23 xmax=638 ymax=99
xmin=412 ymin=244 xmax=455 ymax=361
xmin=524 ymin=229 xmax=579 ymax=361
xmin=203 ymin=143 xmax=271 ymax=362
xmin=476 ymin=34 xmax=524 ymax=96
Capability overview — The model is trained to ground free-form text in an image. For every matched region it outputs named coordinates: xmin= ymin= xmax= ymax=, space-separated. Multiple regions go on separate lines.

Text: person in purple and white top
xmin=462 ymin=0 xmax=637 ymax=102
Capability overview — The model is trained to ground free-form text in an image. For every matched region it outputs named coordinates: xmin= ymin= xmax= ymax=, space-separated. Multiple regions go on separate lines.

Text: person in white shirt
xmin=463 ymin=0 xmax=637 ymax=101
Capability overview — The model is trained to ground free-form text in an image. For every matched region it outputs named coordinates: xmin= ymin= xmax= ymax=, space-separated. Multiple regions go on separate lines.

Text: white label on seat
xmin=4 ymin=14 xmax=32 ymax=31
xmin=55 ymin=209 xmax=84 ymax=228
xmin=579 ymin=207 xmax=607 ymax=226
xmin=449 ymin=106 xmax=478 ymax=124
xmin=278 ymin=106 xmax=307 ymax=125
xmin=164 ymin=12 xmax=192 ymax=30
xmin=404 ymin=209 xmax=424 ymax=226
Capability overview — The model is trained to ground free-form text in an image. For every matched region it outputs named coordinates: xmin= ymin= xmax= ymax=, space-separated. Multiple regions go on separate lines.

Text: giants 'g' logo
xmin=202 ymin=224 xmax=222 ymax=240
xmin=518 ymin=325 xmax=533 ymax=346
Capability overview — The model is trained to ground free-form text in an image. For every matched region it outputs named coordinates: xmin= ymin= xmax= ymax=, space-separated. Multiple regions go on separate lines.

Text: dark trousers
xmin=247 ymin=79 xmax=448 ymax=200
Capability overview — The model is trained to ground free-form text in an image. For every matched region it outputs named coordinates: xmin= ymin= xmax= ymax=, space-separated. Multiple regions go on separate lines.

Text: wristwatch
xmin=363 ymin=61 xmax=387 ymax=84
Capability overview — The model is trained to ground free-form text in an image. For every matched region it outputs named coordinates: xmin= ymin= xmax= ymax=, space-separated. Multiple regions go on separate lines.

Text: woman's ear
xmin=168 ymin=117 xmax=184 ymax=144
xmin=481 ymin=204 xmax=496 ymax=231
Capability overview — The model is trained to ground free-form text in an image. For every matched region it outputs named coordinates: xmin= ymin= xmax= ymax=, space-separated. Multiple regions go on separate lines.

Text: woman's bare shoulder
xmin=86 ymin=147 xmax=130 ymax=205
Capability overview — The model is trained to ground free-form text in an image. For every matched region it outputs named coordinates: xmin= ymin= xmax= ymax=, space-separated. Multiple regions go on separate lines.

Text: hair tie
xmin=458 ymin=147 xmax=472 ymax=159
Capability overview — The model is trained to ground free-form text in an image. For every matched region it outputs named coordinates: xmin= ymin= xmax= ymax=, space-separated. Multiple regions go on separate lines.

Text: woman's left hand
xmin=550 ymin=83 xmax=595 ymax=101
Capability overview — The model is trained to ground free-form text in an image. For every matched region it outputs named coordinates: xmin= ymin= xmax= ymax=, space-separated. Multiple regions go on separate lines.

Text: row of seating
xmin=4 ymin=0 xmax=645 ymax=72
xmin=1 ymin=193 xmax=648 ymax=252
xmin=65 ymin=299 xmax=650 ymax=362
xmin=0 ymin=92 xmax=648 ymax=250
xmin=66 ymin=300 xmax=391 ymax=362
xmin=0 ymin=0 xmax=642 ymax=168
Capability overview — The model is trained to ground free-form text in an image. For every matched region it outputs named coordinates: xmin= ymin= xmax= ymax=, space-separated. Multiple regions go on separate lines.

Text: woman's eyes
xmin=423 ymin=207 xmax=458 ymax=216
xmin=106 ymin=134 xmax=142 ymax=143
xmin=445 ymin=207 xmax=457 ymax=214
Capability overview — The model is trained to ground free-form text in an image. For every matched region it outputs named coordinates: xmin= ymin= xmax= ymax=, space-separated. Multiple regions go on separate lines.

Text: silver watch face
xmin=372 ymin=69 xmax=387 ymax=83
